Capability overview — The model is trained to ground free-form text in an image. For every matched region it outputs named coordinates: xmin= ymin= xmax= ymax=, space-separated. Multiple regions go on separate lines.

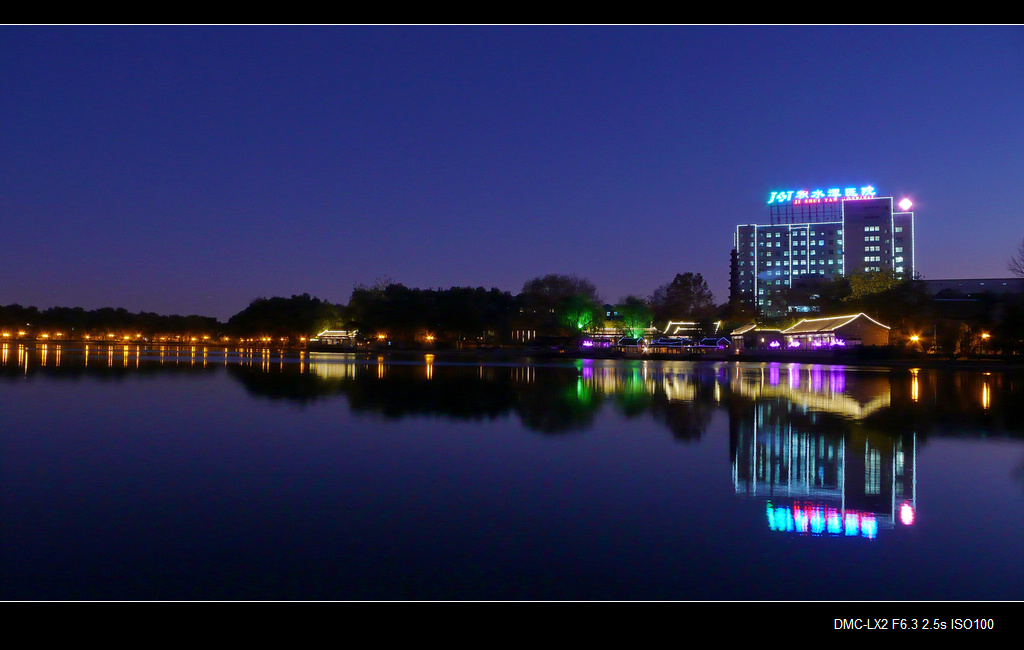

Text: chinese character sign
xmin=768 ymin=185 xmax=877 ymax=205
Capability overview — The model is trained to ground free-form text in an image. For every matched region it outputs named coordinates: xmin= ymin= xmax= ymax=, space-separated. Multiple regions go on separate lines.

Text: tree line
xmin=0 ymin=272 xmax=719 ymax=345
xmin=5 ymin=265 xmax=1022 ymax=354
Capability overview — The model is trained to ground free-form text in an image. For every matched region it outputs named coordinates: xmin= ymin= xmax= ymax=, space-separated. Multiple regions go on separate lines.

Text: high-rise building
xmin=730 ymin=185 xmax=915 ymax=317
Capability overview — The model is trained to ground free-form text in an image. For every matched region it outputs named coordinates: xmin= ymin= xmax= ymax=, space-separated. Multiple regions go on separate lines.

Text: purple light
xmin=789 ymin=340 xmax=800 ymax=348
xmin=580 ymin=340 xmax=594 ymax=347
xmin=768 ymin=341 xmax=781 ymax=349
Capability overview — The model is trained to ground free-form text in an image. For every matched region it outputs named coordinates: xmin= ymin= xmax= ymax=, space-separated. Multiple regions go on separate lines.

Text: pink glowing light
xmin=900 ymin=502 xmax=915 ymax=526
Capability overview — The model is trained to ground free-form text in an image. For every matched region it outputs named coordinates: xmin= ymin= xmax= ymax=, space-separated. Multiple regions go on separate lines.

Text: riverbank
xmin=8 ymin=339 xmax=1024 ymax=372
xmin=337 ymin=345 xmax=1024 ymax=372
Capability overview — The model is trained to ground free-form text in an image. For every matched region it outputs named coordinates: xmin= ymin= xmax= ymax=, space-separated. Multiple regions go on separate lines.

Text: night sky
xmin=3 ymin=26 xmax=1023 ymax=320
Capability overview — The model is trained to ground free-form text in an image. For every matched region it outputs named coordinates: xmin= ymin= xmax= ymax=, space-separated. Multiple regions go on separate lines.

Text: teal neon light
xmin=768 ymin=186 xmax=876 ymax=205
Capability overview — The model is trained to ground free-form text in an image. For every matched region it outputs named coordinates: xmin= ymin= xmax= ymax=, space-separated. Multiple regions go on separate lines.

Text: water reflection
xmin=3 ymin=347 xmax=1022 ymax=440
xmin=1 ymin=345 xmax=1022 ymax=600
xmin=732 ymin=400 xmax=916 ymax=538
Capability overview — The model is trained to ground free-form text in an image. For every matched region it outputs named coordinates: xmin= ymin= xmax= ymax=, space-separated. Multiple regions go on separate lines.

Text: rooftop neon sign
xmin=768 ymin=186 xmax=877 ymax=205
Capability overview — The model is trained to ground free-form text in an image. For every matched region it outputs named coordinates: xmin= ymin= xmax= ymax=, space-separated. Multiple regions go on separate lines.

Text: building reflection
xmin=730 ymin=365 xmax=916 ymax=539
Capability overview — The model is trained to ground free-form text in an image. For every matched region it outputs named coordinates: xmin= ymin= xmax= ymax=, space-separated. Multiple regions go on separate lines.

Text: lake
xmin=2 ymin=343 xmax=1022 ymax=600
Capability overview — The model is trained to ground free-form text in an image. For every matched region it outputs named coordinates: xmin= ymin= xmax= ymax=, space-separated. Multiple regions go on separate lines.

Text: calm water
xmin=2 ymin=343 xmax=1023 ymax=600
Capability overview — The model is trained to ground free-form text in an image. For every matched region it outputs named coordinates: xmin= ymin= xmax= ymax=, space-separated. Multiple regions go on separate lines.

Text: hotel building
xmin=730 ymin=185 xmax=915 ymax=317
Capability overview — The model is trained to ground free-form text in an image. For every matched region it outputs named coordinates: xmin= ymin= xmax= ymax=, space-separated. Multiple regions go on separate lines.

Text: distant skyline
xmin=3 ymin=25 xmax=1023 ymax=320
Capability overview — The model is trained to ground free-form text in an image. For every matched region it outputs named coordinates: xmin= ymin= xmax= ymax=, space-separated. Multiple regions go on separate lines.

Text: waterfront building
xmin=731 ymin=185 xmax=915 ymax=317
xmin=781 ymin=313 xmax=890 ymax=348
xmin=729 ymin=323 xmax=783 ymax=351
xmin=309 ymin=329 xmax=359 ymax=346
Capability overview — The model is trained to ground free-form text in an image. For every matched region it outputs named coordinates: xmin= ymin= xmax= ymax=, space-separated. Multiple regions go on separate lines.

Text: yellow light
xmin=981 ymin=333 xmax=990 ymax=340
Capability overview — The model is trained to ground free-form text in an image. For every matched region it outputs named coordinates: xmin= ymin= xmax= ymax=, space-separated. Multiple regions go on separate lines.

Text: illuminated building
xmin=730 ymin=185 xmax=915 ymax=317
xmin=781 ymin=313 xmax=890 ymax=348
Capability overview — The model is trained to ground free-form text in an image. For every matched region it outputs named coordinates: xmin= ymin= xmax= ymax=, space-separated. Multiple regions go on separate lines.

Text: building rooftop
xmin=782 ymin=313 xmax=889 ymax=335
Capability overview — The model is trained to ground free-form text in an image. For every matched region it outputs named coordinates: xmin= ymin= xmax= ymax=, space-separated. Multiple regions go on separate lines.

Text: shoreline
xmin=7 ymin=339 xmax=1024 ymax=372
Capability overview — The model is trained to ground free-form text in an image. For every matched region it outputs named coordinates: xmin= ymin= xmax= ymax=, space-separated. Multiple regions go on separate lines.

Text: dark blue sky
xmin=3 ymin=26 xmax=1023 ymax=320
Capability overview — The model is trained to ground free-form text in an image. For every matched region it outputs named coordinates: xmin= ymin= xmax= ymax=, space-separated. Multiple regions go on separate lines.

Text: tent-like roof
xmin=731 ymin=323 xmax=782 ymax=336
xmin=731 ymin=322 xmax=757 ymax=335
xmin=782 ymin=313 xmax=889 ymax=335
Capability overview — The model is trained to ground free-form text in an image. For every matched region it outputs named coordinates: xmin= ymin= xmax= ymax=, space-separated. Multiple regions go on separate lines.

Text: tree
xmin=845 ymin=270 xmax=903 ymax=301
xmin=616 ymin=295 xmax=652 ymax=338
xmin=1009 ymin=237 xmax=1024 ymax=278
xmin=519 ymin=274 xmax=602 ymax=335
xmin=227 ymin=294 xmax=341 ymax=339
xmin=649 ymin=273 xmax=715 ymax=323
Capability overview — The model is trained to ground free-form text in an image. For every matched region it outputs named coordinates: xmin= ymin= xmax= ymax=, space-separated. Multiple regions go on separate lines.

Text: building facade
xmin=730 ymin=186 xmax=915 ymax=317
